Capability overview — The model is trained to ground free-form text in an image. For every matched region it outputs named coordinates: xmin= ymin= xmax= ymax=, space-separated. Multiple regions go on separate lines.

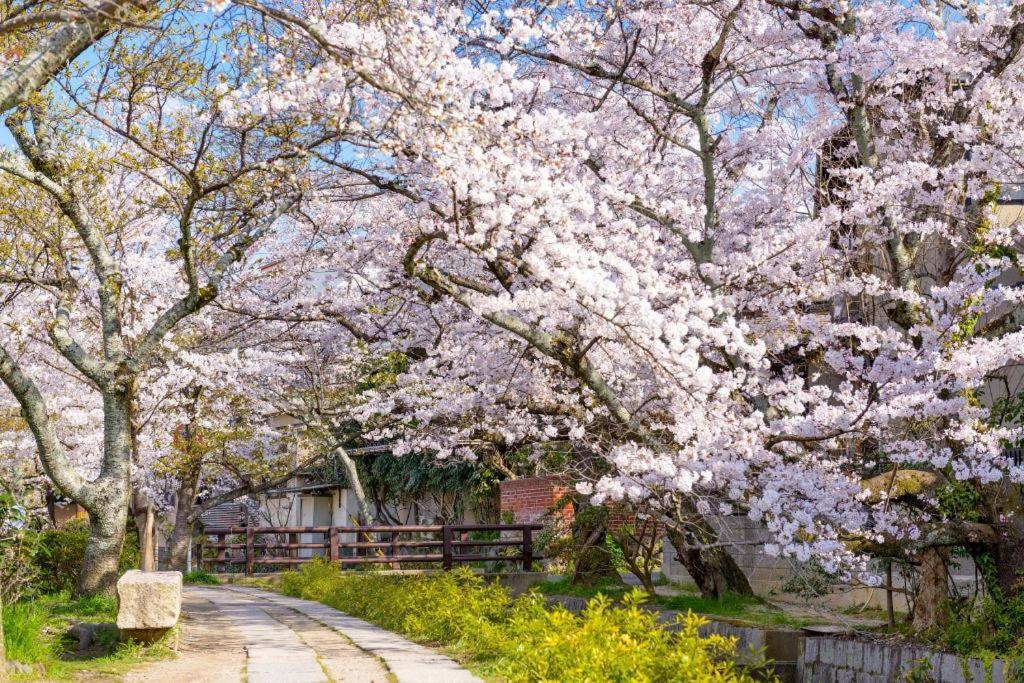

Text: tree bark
xmin=168 ymin=476 xmax=199 ymax=572
xmin=994 ymin=515 xmax=1024 ymax=598
xmin=334 ymin=445 xmax=374 ymax=524
xmin=666 ymin=526 xmax=753 ymax=599
xmin=76 ymin=393 xmax=133 ymax=596
xmin=133 ymin=492 xmax=155 ymax=572
xmin=912 ymin=547 xmax=950 ymax=631
xmin=76 ymin=502 xmax=128 ymax=596
xmin=570 ymin=521 xmax=621 ymax=587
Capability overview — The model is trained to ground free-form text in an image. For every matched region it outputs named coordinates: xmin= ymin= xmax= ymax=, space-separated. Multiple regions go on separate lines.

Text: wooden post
xmin=245 ymin=527 xmax=255 ymax=576
xmin=442 ymin=526 xmax=453 ymax=570
xmin=289 ymin=532 xmax=299 ymax=571
xmin=522 ymin=526 xmax=533 ymax=571
xmin=886 ymin=560 xmax=896 ymax=628
xmin=329 ymin=527 xmax=339 ymax=563
xmin=216 ymin=533 xmax=226 ymax=572
xmin=197 ymin=538 xmax=205 ymax=572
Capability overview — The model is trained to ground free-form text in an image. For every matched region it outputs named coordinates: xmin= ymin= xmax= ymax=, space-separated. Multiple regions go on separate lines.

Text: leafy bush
xmin=33 ymin=520 xmax=139 ymax=594
xmin=281 ymin=561 xmax=757 ymax=682
xmin=941 ymin=591 xmax=1024 ymax=659
xmin=184 ymin=569 xmax=221 ymax=585
xmin=0 ymin=491 xmax=40 ymax=603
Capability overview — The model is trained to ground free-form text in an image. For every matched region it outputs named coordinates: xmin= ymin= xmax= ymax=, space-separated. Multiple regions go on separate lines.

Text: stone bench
xmin=116 ymin=570 xmax=183 ymax=642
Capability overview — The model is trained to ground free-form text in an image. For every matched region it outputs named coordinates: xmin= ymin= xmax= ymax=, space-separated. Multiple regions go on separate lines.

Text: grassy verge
xmin=3 ymin=592 xmax=174 ymax=680
xmin=281 ymin=560 xmax=762 ymax=682
xmin=537 ymin=576 xmax=816 ymax=629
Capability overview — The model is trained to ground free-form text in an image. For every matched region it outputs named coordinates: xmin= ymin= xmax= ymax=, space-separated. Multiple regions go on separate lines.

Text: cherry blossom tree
xmin=0 ymin=2 xmax=338 ymax=593
xmin=222 ymin=0 xmax=1024 ymax=615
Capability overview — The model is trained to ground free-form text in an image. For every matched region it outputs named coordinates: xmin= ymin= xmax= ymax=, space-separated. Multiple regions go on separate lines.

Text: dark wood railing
xmin=197 ymin=524 xmax=543 ymax=575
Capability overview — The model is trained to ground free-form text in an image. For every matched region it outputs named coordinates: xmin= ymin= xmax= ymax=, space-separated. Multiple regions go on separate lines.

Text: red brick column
xmin=499 ymin=476 xmax=575 ymax=524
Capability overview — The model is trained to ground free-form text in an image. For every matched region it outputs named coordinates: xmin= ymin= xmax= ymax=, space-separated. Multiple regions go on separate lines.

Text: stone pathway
xmin=129 ymin=585 xmax=481 ymax=683
xmin=219 ymin=586 xmax=481 ymax=683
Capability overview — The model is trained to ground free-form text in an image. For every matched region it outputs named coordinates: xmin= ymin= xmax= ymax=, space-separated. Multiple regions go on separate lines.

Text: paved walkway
xmin=126 ymin=586 xmax=481 ymax=683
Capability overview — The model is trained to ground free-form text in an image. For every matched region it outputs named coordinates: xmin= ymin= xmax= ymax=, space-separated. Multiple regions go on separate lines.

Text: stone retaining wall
xmin=803 ymin=636 xmax=1015 ymax=683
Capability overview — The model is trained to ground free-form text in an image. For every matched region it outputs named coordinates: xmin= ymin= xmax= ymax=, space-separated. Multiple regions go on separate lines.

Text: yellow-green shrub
xmin=281 ymin=561 xmax=756 ymax=682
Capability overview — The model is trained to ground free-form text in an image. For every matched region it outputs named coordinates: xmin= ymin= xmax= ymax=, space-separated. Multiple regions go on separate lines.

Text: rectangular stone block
xmin=805 ymin=637 xmax=819 ymax=663
xmin=939 ymin=653 xmax=966 ymax=683
xmin=116 ymin=570 xmax=183 ymax=630
xmin=862 ymin=644 xmax=882 ymax=674
xmin=846 ymin=642 xmax=863 ymax=670
xmin=820 ymin=639 xmax=836 ymax=665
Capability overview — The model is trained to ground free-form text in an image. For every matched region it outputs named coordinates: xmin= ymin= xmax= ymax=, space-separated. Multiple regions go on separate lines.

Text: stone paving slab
xmin=192 ymin=587 xmax=328 ymax=683
xmin=223 ymin=585 xmax=483 ymax=683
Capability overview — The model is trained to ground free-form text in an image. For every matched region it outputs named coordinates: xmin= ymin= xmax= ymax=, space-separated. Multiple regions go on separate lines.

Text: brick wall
xmin=499 ymin=476 xmax=574 ymax=524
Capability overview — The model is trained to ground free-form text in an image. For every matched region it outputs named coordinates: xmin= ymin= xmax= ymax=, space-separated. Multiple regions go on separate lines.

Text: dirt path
xmin=123 ymin=589 xmax=245 ymax=683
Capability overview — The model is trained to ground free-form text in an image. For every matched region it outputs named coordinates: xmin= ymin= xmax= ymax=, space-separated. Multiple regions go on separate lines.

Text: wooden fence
xmin=197 ymin=523 xmax=544 ymax=575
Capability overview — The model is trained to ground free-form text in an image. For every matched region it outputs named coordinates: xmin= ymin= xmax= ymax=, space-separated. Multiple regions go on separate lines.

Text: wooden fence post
xmin=289 ymin=532 xmax=299 ymax=571
xmin=522 ymin=526 xmax=533 ymax=571
xmin=442 ymin=526 xmax=453 ymax=570
xmin=216 ymin=533 xmax=226 ymax=572
xmin=245 ymin=527 xmax=255 ymax=576
xmin=196 ymin=538 xmax=204 ymax=572
xmin=329 ymin=527 xmax=339 ymax=563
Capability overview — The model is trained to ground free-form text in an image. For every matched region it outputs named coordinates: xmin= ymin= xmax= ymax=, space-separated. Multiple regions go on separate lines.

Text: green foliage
xmin=940 ymin=591 xmax=1024 ymax=659
xmin=901 ymin=657 xmax=933 ymax=683
xmin=2 ymin=601 xmax=50 ymax=664
xmin=32 ymin=520 xmax=139 ymax=594
xmin=535 ymin=576 xmax=630 ymax=600
xmin=281 ymin=561 xmax=759 ymax=682
xmin=3 ymin=591 xmax=171 ymax=679
xmin=0 ymin=491 xmax=40 ymax=603
xmin=936 ymin=482 xmax=982 ymax=523
xmin=183 ymin=569 xmax=221 ymax=585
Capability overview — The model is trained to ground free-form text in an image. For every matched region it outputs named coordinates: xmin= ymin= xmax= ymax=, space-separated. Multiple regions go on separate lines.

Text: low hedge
xmin=280 ymin=562 xmax=757 ymax=682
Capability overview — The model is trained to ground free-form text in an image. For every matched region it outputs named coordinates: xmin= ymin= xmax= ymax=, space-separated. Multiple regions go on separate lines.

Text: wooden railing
xmin=197 ymin=523 xmax=544 ymax=575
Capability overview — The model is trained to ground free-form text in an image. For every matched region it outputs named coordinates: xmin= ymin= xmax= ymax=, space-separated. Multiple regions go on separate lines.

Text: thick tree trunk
xmin=76 ymin=502 xmax=128 ymax=596
xmin=133 ymin=492 xmax=155 ymax=572
xmin=666 ymin=526 xmax=753 ymax=599
xmin=571 ymin=522 xmax=621 ymax=587
xmin=994 ymin=516 xmax=1024 ymax=598
xmin=168 ymin=476 xmax=198 ymax=572
xmin=912 ymin=547 xmax=950 ymax=631
xmin=76 ymin=393 xmax=133 ymax=596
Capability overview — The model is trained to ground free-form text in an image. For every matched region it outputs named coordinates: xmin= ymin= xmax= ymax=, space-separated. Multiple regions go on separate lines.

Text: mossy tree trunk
xmin=912 ymin=547 xmax=950 ymax=632
xmin=666 ymin=526 xmax=752 ymax=599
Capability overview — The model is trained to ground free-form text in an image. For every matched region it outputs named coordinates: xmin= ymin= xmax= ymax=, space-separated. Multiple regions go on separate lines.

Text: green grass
xmin=184 ymin=568 xmax=221 ymax=585
xmin=655 ymin=593 xmax=815 ymax=628
xmin=3 ymin=602 xmax=51 ymax=664
xmin=538 ymin=575 xmax=818 ymax=629
xmin=2 ymin=591 xmax=174 ymax=681
xmin=535 ymin=576 xmax=631 ymax=599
